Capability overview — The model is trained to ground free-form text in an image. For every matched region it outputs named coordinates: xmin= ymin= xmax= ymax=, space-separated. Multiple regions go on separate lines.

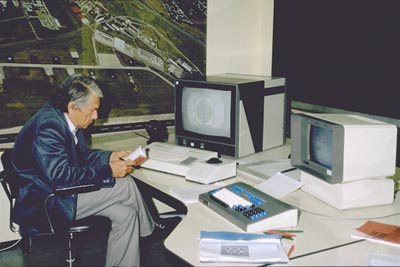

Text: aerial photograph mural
xmin=0 ymin=0 xmax=206 ymax=140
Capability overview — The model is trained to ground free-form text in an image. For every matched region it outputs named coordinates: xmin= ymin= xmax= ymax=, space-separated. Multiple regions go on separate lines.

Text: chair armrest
xmin=0 ymin=171 xmax=13 ymax=203
xmin=44 ymin=184 xmax=101 ymax=234
xmin=54 ymin=184 xmax=101 ymax=197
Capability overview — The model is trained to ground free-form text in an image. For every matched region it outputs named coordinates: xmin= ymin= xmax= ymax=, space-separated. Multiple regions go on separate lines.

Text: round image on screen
xmin=195 ymin=98 xmax=214 ymax=125
xmin=182 ymin=87 xmax=231 ymax=138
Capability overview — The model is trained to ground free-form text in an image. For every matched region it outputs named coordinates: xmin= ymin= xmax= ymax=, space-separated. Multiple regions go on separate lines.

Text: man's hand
xmin=110 ymin=158 xmax=137 ymax=178
xmin=110 ymin=150 xmax=132 ymax=162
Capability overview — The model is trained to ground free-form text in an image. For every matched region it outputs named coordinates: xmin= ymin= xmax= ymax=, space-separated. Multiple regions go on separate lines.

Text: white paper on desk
xmin=169 ymin=182 xmax=225 ymax=204
xmin=199 ymin=231 xmax=289 ymax=264
xmin=237 ymin=159 xmax=301 ymax=182
xmin=248 ymin=159 xmax=293 ymax=177
xmin=255 ymin=173 xmax=303 ymax=199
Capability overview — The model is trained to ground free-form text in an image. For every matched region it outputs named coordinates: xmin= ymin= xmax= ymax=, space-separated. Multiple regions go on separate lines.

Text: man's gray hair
xmin=51 ymin=74 xmax=103 ymax=112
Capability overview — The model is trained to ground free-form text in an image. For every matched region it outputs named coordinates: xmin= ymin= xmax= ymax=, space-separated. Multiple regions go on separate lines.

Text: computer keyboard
xmin=199 ymin=182 xmax=298 ymax=232
xmin=149 ymin=148 xmax=190 ymax=162
xmin=141 ymin=142 xmax=218 ymax=176
xmin=210 ymin=187 xmax=254 ymax=209
xmin=179 ymin=156 xmax=198 ymax=166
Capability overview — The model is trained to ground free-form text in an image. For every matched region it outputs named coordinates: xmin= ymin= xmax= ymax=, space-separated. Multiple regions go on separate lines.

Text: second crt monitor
xmin=290 ymin=112 xmax=397 ymax=184
xmin=174 ymin=73 xmax=286 ymax=158
xmin=290 ymin=112 xmax=396 ymax=209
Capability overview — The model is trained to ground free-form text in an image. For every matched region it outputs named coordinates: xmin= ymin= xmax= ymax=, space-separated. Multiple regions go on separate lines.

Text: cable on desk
xmin=280 ymin=167 xmax=297 ymax=174
xmin=295 ymin=206 xmax=400 ymax=221
xmin=287 ymin=239 xmax=365 ymax=261
xmin=394 ymin=188 xmax=400 ymax=198
xmin=134 ymin=132 xmax=149 ymax=140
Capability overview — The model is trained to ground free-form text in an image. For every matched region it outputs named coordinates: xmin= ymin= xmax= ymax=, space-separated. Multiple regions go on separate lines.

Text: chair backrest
xmin=1 ymin=149 xmax=19 ymax=201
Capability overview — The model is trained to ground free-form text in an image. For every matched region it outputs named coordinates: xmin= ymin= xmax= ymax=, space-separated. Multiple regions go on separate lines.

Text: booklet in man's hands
xmin=122 ymin=146 xmax=148 ymax=165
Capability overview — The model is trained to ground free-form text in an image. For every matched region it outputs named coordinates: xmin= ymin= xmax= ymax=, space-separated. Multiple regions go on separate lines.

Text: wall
xmin=207 ymin=0 xmax=274 ymax=76
xmin=0 ymin=0 xmax=276 ymax=244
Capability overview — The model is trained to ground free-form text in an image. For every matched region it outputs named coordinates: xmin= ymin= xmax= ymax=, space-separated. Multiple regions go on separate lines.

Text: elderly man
xmin=11 ymin=74 xmax=155 ymax=266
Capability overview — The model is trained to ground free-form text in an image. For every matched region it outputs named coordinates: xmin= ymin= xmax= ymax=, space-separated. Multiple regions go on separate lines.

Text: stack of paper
xmin=199 ymin=231 xmax=289 ymax=264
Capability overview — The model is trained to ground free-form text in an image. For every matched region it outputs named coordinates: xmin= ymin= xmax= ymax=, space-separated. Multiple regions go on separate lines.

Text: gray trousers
xmin=76 ymin=176 xmax=155 ymax=267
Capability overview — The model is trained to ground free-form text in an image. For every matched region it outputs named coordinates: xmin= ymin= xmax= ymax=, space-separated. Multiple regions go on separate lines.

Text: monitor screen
xmin=291 ymin=113 xmax=397 ymax=184
xmin=174 ymin=78 xmax=240 ymax=156
xmin=175 ymin=75 xmax=286 ymax=158
xmin=309 ymin=125 xmax=333 ymax=170
xmin=181 ymin=86 xmax=231 ymax=138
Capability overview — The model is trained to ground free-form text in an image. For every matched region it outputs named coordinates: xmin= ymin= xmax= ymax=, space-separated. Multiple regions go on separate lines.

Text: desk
xmin=274 ymin=240 xmax=400 ymax=266
xmin=133 ymin=162 xmax=400 ymax=266
xmin=91 ymin=132 xmax=400 ymax=266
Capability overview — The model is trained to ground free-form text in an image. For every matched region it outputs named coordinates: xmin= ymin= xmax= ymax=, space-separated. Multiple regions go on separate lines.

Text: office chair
xmin=0 ymin=149 xmax=110 ymax=267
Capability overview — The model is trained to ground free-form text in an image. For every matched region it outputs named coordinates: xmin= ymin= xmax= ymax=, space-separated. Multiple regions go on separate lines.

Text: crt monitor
xmin=174 ymin=74 xmax=286 ymax=158
xmin=180 ymin=86 xmax=232 ymax=140
xmin=290 ymin=112 xmax=397 ymax=184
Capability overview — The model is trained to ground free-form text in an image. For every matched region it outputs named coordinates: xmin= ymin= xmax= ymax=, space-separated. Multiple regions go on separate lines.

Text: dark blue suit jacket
xmin=11 ymin=103 xmax=115 ymax=236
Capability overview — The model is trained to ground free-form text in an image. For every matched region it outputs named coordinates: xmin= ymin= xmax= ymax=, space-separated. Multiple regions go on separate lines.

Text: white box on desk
xmin=199 ymin=182 xmax=298 ymax=233
xmin=301 ymin=171 xmax=394 ymax=210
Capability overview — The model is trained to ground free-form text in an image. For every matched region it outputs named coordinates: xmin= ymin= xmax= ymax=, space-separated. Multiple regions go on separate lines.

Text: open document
xmin=122 ymin=146 xmax=148 ymax=165
xmin=199 ymin=231 xmax=289 ymax=264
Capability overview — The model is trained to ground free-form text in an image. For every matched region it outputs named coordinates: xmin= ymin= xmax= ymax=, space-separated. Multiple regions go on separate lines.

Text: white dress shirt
xmin=64 ymin=113 xmax=78 ymax=144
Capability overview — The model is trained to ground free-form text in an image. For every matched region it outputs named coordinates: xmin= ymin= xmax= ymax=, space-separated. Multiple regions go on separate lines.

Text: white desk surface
xmin=91 ymin=132 xmax=400 ymax=266
xmin=273 ymin=239 xmax=400 ymax=266
xmin=133 ymin=164 xmax=400 ymax=267
xmin=134 ymin=148 xmax=400 ymax=266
